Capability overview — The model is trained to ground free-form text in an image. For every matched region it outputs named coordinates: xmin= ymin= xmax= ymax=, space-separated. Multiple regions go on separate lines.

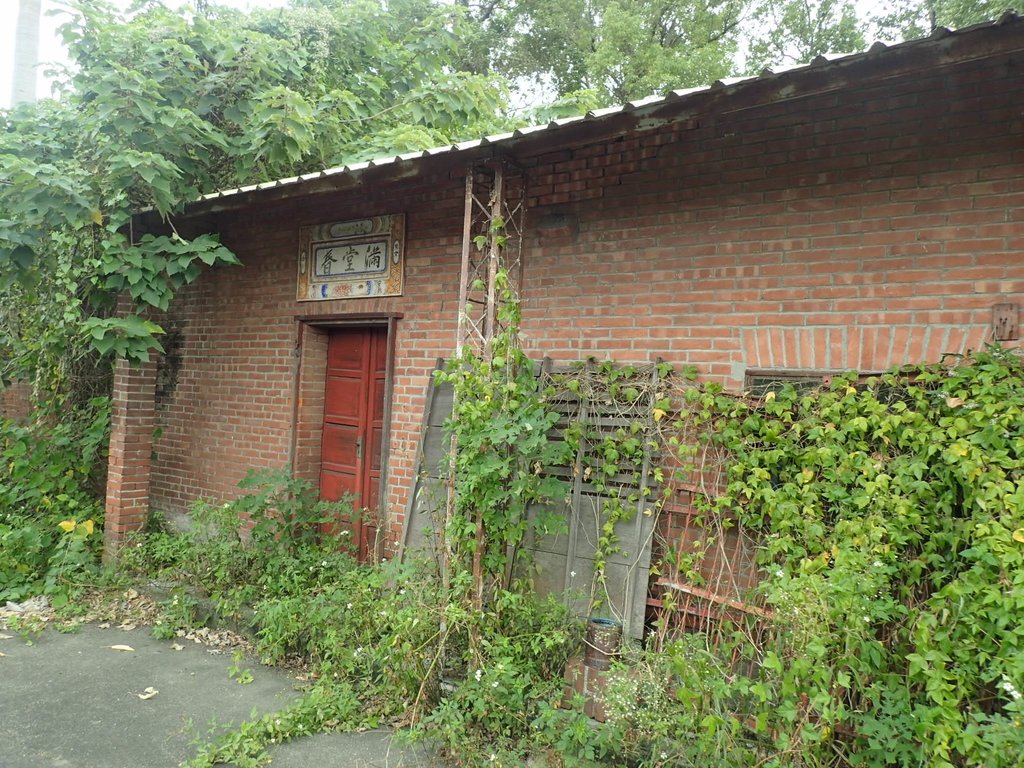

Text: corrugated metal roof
xmin=198 ymin=12 xmax=1021 ymax=205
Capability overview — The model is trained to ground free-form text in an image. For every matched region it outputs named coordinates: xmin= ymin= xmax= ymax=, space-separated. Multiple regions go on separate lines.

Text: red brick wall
xmin=519 ymin=52 xmax=1022 ymax=378
xmin=0 ymin=380 xmax=32 ymax=423
xmin=105 ymin=356 xmax=157 ymax=555
xmin=144 ymin=46 xmax=1023 ymax=549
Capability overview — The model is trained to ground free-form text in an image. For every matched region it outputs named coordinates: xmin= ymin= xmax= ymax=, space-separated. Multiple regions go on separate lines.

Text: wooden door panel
xmin=371 ymin=379 xmax=386 ymax=421
xmin=324 ymin=376 xmax=364 ymax=421
xmin=321 ymin=422 xmax=359 ymax=469
xmin=368 ymin=427 xmax=384 ymax=471
xmin=320 ymin=469 xmax=358 ymax=503
xmin=366 ymin=480 xmax=380 ymax=514
xmin=327 ymin=333 xmax=367 ymax=370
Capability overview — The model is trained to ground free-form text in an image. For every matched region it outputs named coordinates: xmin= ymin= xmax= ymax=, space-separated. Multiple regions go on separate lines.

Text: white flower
xmin=491 ymin=680 xmax=498 ymax=688
xmin=570 ymin=571 xmax=577 ymax=578
xmin=475 ymin=668 xmax=483 ymax=681
xmin=321 ymin=560 xmax=328 ymax=567
xmin=775 ymin=569 xmax=784 ymax=578
xmin=1002 ymin=676 xmax=1022 ymax=701
xmin=873 ymin=561 xmax=883 ymax=568
xmin=489 ymin=755 xmax=496 ymax=762
xmin=347 ymin=603 xmax=353 ymax=610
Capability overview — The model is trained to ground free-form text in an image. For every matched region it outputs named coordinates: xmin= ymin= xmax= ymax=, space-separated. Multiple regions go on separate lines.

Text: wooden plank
xmin=399 ymin=359 xmax=446 ymax=559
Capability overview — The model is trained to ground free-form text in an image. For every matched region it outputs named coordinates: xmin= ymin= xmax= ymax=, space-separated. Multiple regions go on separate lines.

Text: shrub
xmin=0 ymin=397 xmax=109 ymax=605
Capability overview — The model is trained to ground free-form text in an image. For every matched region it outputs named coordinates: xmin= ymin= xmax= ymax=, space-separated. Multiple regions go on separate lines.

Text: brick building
xmin=106 ymin=15 xmax=1024 ymax=590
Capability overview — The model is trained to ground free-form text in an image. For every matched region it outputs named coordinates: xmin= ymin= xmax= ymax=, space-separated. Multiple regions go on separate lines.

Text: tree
xmin=0 ymin=0 xmax=510 ymax=394
xmin=475 ymin=0 xmax=744 ymax=106
xmin=870 ymin=0 xmax=1012 ymax=41
xmin=746 ymin=0 xmax=866 ymax=71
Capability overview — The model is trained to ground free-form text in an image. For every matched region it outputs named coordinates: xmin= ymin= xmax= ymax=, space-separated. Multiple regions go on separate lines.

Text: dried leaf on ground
xmin=109 ymin=645 xmax=135 ymax=652
xmin=137 ymin=687 xmax=159 ymax=700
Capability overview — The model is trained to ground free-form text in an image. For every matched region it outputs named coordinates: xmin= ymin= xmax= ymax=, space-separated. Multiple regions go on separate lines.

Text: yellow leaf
xmin=82 ymin=519 xmax=95 ymax=536
xmin=58 ymin=520 xmax=76 ymax=533
xmin=765 ymin=391 xmax=776 ymax=402
xmin=652 ymin=408 xmax=667 ymax=422
xmin=1013 ymin=529 xmax=1024 ymax=544
xmin=90 ymin=209 xmax=103 ymax=226
xmin=846 ymin=386 xmax=857 ymax=396
xmin=109 ymin=645 xmax=135 ymax=652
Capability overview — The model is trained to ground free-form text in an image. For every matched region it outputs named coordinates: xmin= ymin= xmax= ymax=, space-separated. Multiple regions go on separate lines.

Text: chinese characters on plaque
xmin=297 ymin=214 xmax=405 ymax=301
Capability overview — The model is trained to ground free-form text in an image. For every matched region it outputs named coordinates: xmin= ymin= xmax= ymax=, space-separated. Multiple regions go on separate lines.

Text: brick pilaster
xmin=103 ymin=355 xmax=157 ymax=560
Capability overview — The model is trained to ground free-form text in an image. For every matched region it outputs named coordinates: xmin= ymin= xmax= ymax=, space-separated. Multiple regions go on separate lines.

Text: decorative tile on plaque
xmin=297 ymin=214 xmax=404 ymax=301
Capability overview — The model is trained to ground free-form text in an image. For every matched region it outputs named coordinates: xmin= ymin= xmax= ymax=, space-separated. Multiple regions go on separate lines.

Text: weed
xmin=228 ymin=650 xmax=254 ymax=685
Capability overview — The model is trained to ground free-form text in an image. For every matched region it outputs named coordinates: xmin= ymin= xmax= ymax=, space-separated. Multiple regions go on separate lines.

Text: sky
xmin=0 ymin=0 xmax=290 ymax=109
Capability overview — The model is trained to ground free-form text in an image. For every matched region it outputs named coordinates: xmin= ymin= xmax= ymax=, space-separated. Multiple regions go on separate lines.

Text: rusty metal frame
xmin=453 ymin=156 xmax=527 ymax=360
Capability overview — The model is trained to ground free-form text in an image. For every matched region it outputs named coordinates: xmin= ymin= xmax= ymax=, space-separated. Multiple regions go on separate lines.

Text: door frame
xmin=291 ymin=312 xmax=400 ymax=561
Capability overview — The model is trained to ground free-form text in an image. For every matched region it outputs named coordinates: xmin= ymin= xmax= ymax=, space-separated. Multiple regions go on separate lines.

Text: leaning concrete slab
xmin=0 ymin=623 xmax=436 ymax=767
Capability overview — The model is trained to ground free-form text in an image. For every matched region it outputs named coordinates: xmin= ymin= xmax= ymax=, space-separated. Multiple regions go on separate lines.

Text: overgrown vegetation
xmin=0 ymin=397 xmax=109 ymax=607
xmin=122 ymin=468 xmax=579 ymax=767
xmin=6 ymin=345 xmax=1024 ymax=766
xmin=612 ymin=345 xmax=1024 ymax=767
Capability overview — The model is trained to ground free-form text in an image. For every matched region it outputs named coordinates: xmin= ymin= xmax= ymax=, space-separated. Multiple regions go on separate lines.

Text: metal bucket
xmin=584 ymin=617 xmax=622 ymax=670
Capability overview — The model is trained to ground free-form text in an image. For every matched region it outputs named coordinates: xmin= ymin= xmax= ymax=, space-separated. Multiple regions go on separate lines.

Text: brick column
xmin=103 ymin=355 xmax=157 ymax=561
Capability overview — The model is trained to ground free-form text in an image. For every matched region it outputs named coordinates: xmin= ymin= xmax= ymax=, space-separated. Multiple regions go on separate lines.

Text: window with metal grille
xmin=744 ymin=369 xmax=833 ymax=398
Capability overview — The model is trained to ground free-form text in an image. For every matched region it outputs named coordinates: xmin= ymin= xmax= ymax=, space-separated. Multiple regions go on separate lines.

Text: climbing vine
xmin=551 ymin=360 xmax=676 ymax=613
xmin=437 ymin=268 xmax=571 ymax=606
xmin=625 ymin=345 xmax=1024 ymax=767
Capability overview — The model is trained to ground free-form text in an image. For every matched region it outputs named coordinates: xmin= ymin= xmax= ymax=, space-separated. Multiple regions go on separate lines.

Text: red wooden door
xmin=320 ymin=326 xmax=387 ymax=561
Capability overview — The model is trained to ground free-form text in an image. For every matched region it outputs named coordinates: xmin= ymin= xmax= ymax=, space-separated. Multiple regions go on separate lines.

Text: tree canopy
xmin=0 ymin=0 xmax=511 ymax=383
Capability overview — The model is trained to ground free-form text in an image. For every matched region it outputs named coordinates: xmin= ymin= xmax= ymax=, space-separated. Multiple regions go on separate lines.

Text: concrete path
xmin=0 ymin=623 xmax=437 ymax=767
